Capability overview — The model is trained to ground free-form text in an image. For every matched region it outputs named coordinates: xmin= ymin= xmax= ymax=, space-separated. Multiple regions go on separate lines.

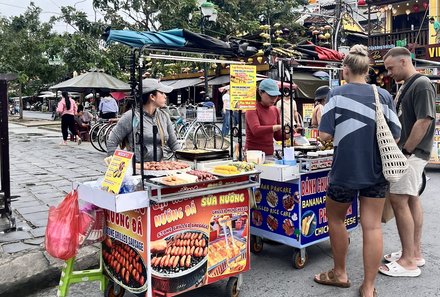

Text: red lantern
xmin=358 ymin=0 xmax=366 ymax=6
xmin=422 ymin=1 xmax=429 ymax=9
xmin=413 ymin=4 xmax=419 ymax=13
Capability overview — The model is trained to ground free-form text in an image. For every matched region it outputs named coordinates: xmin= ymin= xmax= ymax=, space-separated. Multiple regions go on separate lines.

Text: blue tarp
xmin=106 ymin=29 xmax=186 ymax=48
xmin=103 ymin=28 xmax=257 ymax=57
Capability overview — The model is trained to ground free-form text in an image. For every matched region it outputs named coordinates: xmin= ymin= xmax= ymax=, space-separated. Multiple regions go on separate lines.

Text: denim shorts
xmin=327 ymin=182 xmax=390 ymax=203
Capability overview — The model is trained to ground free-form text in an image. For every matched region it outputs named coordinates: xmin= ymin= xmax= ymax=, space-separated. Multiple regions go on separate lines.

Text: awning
xmin=292 ymin=72 xmax=329 ymax=99
xmin=161 ymin=77 xmax=203 ymax=89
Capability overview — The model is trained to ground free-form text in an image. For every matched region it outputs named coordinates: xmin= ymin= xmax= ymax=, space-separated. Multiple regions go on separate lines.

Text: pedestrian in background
xmin=56 ymin=91 xmax=81 ymax=145
xmin=314 ymin=44 xmax=401 ymax=297
xmin=99 ymin=91 xmax=118 ymax=119
xmin=310 ymin=85 xmax=330 ymax=128
xmin=222 ymin=89 xmax=239 ymax=136
xmin=276 ymin=94 xmax=301 ymax=130
xmin=379 ymin=47 xmax=436 ymax=278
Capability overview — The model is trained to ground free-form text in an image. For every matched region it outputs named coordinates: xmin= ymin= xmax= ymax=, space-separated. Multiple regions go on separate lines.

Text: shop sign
xmin=426 ymin=44 xmax=440 ymax=61
xmin=230 ymin=65 xmax=257 ymax=111
xmin=102 ymin=150 xmax=134 ymax=194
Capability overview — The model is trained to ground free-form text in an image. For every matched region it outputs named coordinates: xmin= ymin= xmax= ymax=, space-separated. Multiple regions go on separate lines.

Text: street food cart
xmin=250 ymin=159 xmax=358 ymax=269
xmin=77 ymin=162 xmax=259 ymax=297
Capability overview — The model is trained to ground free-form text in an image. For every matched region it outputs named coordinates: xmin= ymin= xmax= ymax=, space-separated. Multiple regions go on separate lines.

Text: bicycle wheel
xmin=98 ymin=123 xmax=113 ymax=152
xmin=90 ymin=122 xmax=106 ymax=152
xmin=99 ymin=123 xmax=116 ymax=152
xmin=194 ymin=123 xmax=224 ymax=149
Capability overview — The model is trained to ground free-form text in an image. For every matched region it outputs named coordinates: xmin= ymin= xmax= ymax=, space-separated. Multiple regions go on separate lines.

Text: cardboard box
xmin=255 ymin=163 xmax=300 ymax=182
xmin=77 ymin=183 xmax=149 ymax=213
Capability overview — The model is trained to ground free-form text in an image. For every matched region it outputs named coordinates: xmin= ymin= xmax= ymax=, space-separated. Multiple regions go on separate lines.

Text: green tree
xmin=0 ymin=3 xmax=68 ymax=95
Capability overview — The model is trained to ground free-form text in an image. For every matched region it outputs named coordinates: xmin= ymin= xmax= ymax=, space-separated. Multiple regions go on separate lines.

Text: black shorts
xmin=327 ymin=182 xmax=389 ymax=203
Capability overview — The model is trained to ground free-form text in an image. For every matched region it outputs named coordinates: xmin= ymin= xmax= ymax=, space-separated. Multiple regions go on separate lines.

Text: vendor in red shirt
xmin=245 ymin=79 xmax=283 ymax=156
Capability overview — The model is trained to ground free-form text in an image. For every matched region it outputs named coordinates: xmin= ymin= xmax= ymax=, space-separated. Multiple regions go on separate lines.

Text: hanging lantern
xmin=406 ymin=8 xmax=411 ymax=15
xmin=257 ymin=56 xmax=263 ymax=63
xmin=358 ymin=0 xmax=366 ymax=6
xmin=380 ymin=7 xmax=385 ymax=13
xmin=324 ymin=25 xmax=332 ymax=30
xmin=374 ymin=68 xmax=380 ymax=75
xmin=392 ymin=8 xmax=397 ymax=14
xmin=312 ymin=30 xmax=320 ymax=35
xmin=388 ymin=4 xmax=393 ymax=9
xmin=379 ymin=73 xmax=384 ymax=79
xmin=422 ymin=2 xmax=428 ymax=9
xmin=324 ymin=32 xmax=331 ymax=39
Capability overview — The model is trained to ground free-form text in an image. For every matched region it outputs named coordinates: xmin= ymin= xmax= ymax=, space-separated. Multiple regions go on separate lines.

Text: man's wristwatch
xmin=402 ymin=148 xmax=413 ymax=156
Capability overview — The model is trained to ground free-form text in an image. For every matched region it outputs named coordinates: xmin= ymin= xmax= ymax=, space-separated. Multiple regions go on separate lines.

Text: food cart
xmin=250 ymin=160 xmax=358 ymax=269
xmin=77 ymin=158 xmax=260 ymax=297
xmin=63 ymin=26 xmax=263 ymax=297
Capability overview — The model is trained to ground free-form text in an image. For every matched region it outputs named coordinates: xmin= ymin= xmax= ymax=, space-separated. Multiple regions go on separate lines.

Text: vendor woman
xmin=245 ymin=78 xmax=284 ymax=156
xmin=106 ymin=79 xmax=180 ymax=162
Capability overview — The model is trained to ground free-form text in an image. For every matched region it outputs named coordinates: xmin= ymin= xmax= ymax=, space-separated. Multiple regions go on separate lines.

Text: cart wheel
xmin=226 ymin=277 xmax=240 ymax=297
xmin=104 ymin=281 xmax=125 ymax=297
xmin=250 ymin=235 xmax=263 ymax=254
xmin=292 ymin=249 xmax=308 ymax=269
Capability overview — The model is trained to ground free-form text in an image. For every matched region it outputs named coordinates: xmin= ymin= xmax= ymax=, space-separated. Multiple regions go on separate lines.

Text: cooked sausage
xmin=125 ymin=270 xmax=130 ymax=284
xmin=173 ymin=255 xmax=179 ymax=268
xmin=190 ymin=239 xmax=195 ymax=246
xmin=171 ymin=246 xmax=177 ymax=256
xmin=190 ymin=246 xmax=196 ymax=256
xmin=139 ymin=276 xmax=145 ymax=286
xmin=181 ymin=246 xmax=186 ymax=256
xmin=168 ymin=256 xmax=175 ymax=267
xmin=159 ymin=256 xmax=167 ymax=268
xmin=198 ymin=233 xmax=203 ymax=240
xmin=185 ymin=255 xmax=191 ymax=268
xmin=162 ymin=255 xmax=170 ymax=267
xmin=180 ymin=255 xmax=186 ymax=267
xmin=203 ymin=247 xmax=208 ymax=257
xmin=151 ymin=257 xmax=158 ymax=267
xmin=121 ymin=267 xmax=126 ymax=278
xmin=166 ymin=246 xmax=172 ymax=255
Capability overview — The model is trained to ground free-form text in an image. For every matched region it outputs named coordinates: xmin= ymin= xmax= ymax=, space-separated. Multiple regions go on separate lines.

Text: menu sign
xmin=230 ymin=65 xmax=257 ymax=111
xmin=102 ymin=150 xmax=133 ymax=194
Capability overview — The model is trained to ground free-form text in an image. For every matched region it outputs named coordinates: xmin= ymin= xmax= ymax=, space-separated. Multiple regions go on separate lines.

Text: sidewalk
xmin=0 ymin=121 xmax=107 ymax=296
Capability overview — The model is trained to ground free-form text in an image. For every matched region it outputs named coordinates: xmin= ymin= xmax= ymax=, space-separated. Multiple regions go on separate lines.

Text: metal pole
xmin=238 ymin=110 xmax=243 ymax=161
xmin=201 ymin=18 xmax=209 ymax=96
xmin=229 ymin=109 xmax=233 ymax=159
xmin=0 ymin=78 xmax=11 ymax=215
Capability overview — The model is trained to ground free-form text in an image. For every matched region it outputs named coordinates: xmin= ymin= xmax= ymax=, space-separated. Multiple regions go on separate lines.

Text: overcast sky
xmin=0 ymin=0 xmax=101 ymax=32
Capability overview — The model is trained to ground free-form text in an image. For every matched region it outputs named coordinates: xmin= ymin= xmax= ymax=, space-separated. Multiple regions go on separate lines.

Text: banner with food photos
xmin=149 ymin=189 xmax=250 ymax=295
xmin=300 ymin=171 xmax=358 ymax=245
xmin=251 ymin=179 xmax=301 ymax=246
xmin=230 ymin=65 xmax=257 ymax=111
xmin=103 ymin=208 xmax=149 ymax=294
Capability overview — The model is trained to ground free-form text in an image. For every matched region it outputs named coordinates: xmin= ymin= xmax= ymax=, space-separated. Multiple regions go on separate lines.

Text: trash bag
xmin=45 ymin=190 xmax=80 ymax=260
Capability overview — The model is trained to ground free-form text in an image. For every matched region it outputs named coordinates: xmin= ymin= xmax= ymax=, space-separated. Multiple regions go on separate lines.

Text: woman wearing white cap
xmin=245 ymin=78 xmax=284 ymax=156
xmin=107 ymin=79 xmax=180 ymax=162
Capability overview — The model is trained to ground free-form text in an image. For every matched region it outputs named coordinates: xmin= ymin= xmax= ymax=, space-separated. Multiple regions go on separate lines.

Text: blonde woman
xmin=313 ymin=45 xmax=401 ymax=297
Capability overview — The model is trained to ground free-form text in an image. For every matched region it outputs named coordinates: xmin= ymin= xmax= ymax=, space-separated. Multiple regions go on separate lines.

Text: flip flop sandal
xmin=313 ymin=269 xmax=351 ymax=288
xmin=359 ymin=285 xmax=378 ymax=297
xmin=379 ymin=261 xmax=421 ymax=277
xmin=384 ymin=251 xmax=426 ymax=267
xmin=384 ymin=251 xmax=402 ymax=262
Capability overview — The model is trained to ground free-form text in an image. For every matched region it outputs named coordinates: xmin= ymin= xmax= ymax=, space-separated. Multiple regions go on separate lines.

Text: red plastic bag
xmin=45 ymin=190 xmax=80 ymax=260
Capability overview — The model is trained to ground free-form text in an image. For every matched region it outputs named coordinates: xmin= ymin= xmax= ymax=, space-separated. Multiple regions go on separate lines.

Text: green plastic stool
xmin=57 ymin=253 xmax=108 ymax=297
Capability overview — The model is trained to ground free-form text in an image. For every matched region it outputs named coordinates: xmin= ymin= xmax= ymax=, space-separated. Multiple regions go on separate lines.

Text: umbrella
xmin=110 ymin=91 xmax=128 ymax=100
xmin=50 ymin=69 xmax=131 ymax=92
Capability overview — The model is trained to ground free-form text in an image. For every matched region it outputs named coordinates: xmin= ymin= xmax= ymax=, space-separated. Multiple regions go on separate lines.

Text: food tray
xmin=207 ymin=259 xmax=228 ymax=277
xmin=175 ymin=149 xmax=230 ymax=161
xmin=137 ymin=167 xmax=191 ymax=177
xmin=208 ymin=169 xmax=260 ymax=177
xmin=149 ymin=173 xmax=197 ymax=186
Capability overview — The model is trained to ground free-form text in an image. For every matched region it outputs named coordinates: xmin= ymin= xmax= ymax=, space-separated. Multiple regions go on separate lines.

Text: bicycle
xmin=89 ymin=119 xmax=118 ymax=153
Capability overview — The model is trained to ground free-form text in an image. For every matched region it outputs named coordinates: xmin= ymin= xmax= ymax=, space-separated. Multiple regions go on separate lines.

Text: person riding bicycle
xmin=106 ymin=79 xmax=180 ymax=162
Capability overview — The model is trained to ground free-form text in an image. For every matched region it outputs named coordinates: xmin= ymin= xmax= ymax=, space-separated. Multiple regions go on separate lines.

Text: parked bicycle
xmin=89 ymin=118 xmax=118 ymax=153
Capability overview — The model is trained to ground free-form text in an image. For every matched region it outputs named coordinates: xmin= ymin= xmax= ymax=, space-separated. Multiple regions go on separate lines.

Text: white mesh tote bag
xmin=372 ymin=84 xmax=408 ymax=182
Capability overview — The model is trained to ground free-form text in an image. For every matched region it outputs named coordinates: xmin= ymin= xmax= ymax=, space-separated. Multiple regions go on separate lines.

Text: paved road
xmin=6 ymin=112 xmax=440 ymax=297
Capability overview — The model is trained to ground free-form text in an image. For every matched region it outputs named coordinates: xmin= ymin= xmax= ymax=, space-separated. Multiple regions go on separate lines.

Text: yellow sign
xmin=230 ymin=65 xmax=257 ymax=111
xmin=302 ymin=103 xmax=314 ymax=121
xmin=102 ymin=150 xmax=134 ymax=194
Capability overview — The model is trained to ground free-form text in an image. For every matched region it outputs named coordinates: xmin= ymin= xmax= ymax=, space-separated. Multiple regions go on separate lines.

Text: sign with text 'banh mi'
xmin=230 ymin=65 xmax=256 ymax=111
